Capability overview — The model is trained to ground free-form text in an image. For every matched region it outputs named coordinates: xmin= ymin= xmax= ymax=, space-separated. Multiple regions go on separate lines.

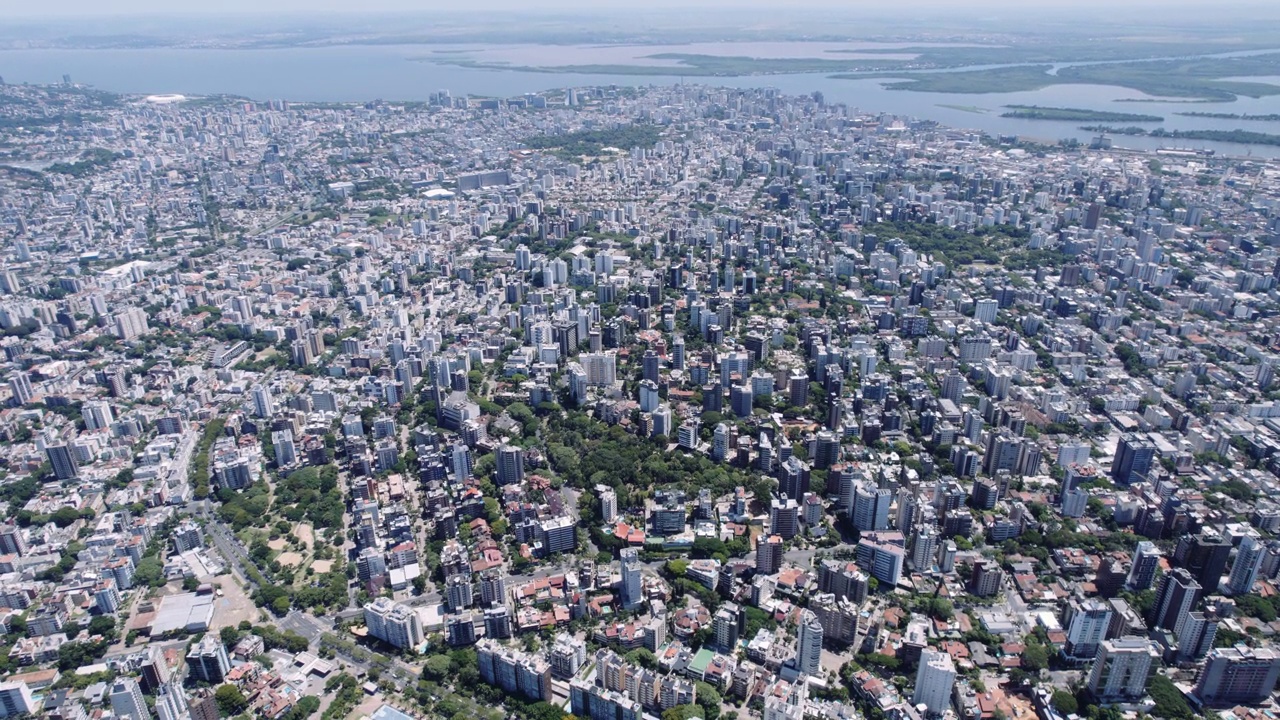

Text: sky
xmin=2 ymin=0 xmax=1276 ymax=17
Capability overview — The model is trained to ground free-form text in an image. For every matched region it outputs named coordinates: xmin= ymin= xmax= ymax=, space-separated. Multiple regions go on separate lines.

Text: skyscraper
xmin=1127 ymin=541 xmax=1161 ymax=591
xmin=912 ymin=649 xmax=957 ymax=715
xmin=620 ymin=547 xmax=643 ymax=610
xmin=1228 ymin=535 xmax=1265 ymax=596
xmin=1064 ymin=598 xmax=1112 ymax=661
xmin=795 ymin=610 xmax=824 ymax=676
xmin=250 ymin=383 xmax=275 ymax=418
xmin=185 ymin=635 xmax=231 ymax=683
xmin=1087 ymin=637 xmax=1160 ymax=702
xmin=851 ymin=483 xmax=892 ymax=532
xmin=1111 ymin=434 xmax=1155 ymax=484
xmin=1149 ymin=568 xmax=1200 ymax=634
xmin=46 ymin=444 xmax=78 ymax=480
xmin=496 ymin=444 xmax=524 ymax=486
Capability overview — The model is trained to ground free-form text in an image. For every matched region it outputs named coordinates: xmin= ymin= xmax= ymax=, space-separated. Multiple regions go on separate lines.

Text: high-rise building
xmin=250 ymin=383 xmax=275 ymax=418
xmin=1127 ymin=541 xmax=1161 ymax=591
xmin=620 ymin=548 xmax=643 ymax=610
xmin=1228 ymin=535 xmax=1265 ymax=596
xmin=756 ymin=535 xmax=784 ymax=575
xmin=599 ymin=487 xmax=618 ymax=524
xmin=1177 ymin=611 xmax=1219 ymax=662
xmin=81 ymin=400 xmax=114 ymax=431
xmin=969 ymin=560 xmax=1003 ymax=597
xmin=1194 ymin=647 xmax=1280 ymax=707
xmin=795 ymin=609 xmax=824 ymax=676
xmin=6 ymin=372 xmax=32 ymax=406
xmin=910 ymin=525 xmax=939 ymax=572
xmin=113 ymin=307 xmax=150 ymax=341
xmin=156 ymin=683 xmax=189 ymax=720
xmin=851 ymin=483 xmax=892 ymax=533
xmin=712 ymin=603 xmax=740 ymax=652
xmin=581 ymin=352 xmax=617 ymax=386
xmin=110 ymin=677 xmax=149 ymax=720
xmin=769 ymin=498 xmax=799 ymax=540
xmin=185 ymin=635 xmax=231 ymax=683
xmin=1087 ymin=637 xmax=1160 ymax=702
xmin=1064 ymin=598 xmax=1112 ymax=661
xmin=1149 ymin=568 xmax=1200 ymax=634
xmin=0 ymin=682 xmax=36 ymax=718
xmin=364 ymin=597 xmax=424 ymax=650
xmin=1111 ymin=434 xmax=1155 ymax=484
xmin=46 ymin=443 xmax=78 ymax=480
xmin=0 ymin=526 xmax=26 ymax=557
xmin=1177 ymin=532 xmax=1232 ymax=592
xmin=496 ymin=444 xmax=524 ymax=486
xmin=912 ymin=649 xmax=957 ymax=715
xmin=477 ymin=638 xmax=553 ymax=703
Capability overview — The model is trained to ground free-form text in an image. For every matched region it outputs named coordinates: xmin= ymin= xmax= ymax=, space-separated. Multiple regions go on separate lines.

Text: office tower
xmin=851 ymin=483 xmax=892 ymax=533
xmin=110 ymin=677 xmax=149 ymax=720
xmin=0 ymin=681 xmax=36 ymax=717
xmin=186 ymin=635 xmax=231 ymax=683
xmin=620 ymin=548 xmax=643 ymax=609
xmin=1111 ymin=434 xmax=1155 ymax=484
xmin=1149 ymin=568 xmax=1200 ymax=634
xmin=1178 ymin=532 xmax=1232 ymax=590
xmin=1127 ymin=541 xmax=1161 ymax=591
xmin=911 ymin=525 xmax=938 ymax=572
xmin=912 ymin=649 xmax=957 ymax=715
xmin=496 ymin=444 xmax=524 ymax=486
xmin=1178 ymin=612 xmax=1218 ymax=662
xmin=796 ymin=610 xmax=824 ymax=676
xmin=1194 ymin=647 xmax=1280 ymax=707
xmin=46 ymin=444 xmax=78 ymax=480
xmin=250 ymin=383 xmax=274 ymax=418
xmin=1228 ymin=535 xmax=1265 ymax=596
xmin=364 ymin=597 xmax=425 ymax=649
xmin=756 ymin=535 xmax=784 ymax=575
xmin=1087 ymin=637 xmax=1160 ymax=702
xmin=1064 ymin=599 xmax=1112 ymax=661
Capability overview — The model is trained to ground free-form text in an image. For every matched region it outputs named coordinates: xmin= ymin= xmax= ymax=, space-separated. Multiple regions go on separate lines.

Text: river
xmin=3 ymin=43 xmax=1280 ymax=158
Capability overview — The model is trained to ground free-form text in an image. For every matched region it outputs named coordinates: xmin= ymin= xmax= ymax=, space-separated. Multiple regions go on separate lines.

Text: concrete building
xmin=1088 ymin=637 xmax=1160 ymax=702
xmin=912 ymin=649 xmax=957 ymax=716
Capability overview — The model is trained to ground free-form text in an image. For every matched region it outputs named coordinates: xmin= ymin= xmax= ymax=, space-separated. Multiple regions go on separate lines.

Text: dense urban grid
xmin=1 ymin=78 xmax=1280 ymax=720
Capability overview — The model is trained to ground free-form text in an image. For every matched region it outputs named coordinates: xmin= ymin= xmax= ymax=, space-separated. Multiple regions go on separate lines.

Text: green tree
xmin=1022 ymin=643 xmax=1049 ymax=671
xmin=1050 ymin=690 xmax=1077 ymax=715
xmin=215 ymin=684 xmax=249 ymax=717
xmin=662 ymin=705 xmax=704 ymax=720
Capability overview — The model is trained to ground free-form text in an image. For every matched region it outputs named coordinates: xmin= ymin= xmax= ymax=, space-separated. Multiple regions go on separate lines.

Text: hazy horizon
xmin=5 ymin=0 xmax=1280 ymax=18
